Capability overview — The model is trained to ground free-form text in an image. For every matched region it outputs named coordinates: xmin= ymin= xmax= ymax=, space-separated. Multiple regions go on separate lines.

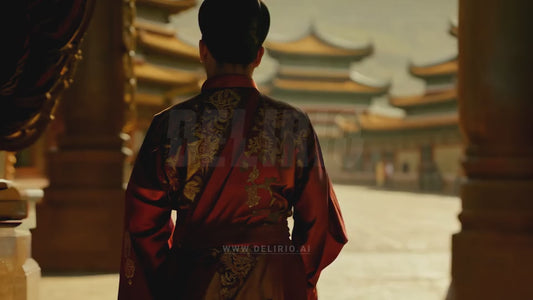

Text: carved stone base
xmin=0 ymin=180 xmax=41 ymax=300
xmin=0 ymin=228 xmax=41 ymax=300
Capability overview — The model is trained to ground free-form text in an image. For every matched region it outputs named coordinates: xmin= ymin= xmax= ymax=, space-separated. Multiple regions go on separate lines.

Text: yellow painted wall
xmin=434 ymin=144 xmax=463 ymax=176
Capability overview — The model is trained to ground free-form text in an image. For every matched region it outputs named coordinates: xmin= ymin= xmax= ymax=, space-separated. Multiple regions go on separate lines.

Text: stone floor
xmin=39 ymin=185 xmax=461 ymax=300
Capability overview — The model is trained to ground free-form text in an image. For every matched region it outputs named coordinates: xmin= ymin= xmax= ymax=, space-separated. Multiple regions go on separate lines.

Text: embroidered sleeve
xmin=291 ymin=122 xmax=348 ymax=300
xmin=119 ymin=115 xmax=174 ymax=299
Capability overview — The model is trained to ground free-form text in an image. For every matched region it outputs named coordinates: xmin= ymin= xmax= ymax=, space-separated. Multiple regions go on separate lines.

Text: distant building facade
xmin=339 ymin=26 xmax=462 ymax=193
xmin=264 ymin=26 xmax=389 ymax=179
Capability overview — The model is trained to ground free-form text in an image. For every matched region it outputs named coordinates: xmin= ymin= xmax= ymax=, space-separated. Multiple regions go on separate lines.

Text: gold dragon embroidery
xmin=165 ymin=89 xmax=241 ymax=205
xmin=217 ymin=250 xmax=258 ymax=299
xmin=242 ymin=104 xmax=311 ymax=209
xmin=123 ymin=232 xmax=135 ymax=286
xmin=245 ymin=166 xmax=278 ymax=208
xmin=187 ymin=89 xmax=240 ymax=178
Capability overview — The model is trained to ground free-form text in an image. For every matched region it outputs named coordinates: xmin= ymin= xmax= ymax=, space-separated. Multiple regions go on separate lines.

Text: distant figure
xmin=385 ymin=161 xmax=394 ymax=186
xmin=402 ymin=162 xmax=409 ymax=173
xmin=118 ymin=1 xmax=347 ymax=299
xmin=375 ymin=160 xmax=386 ymax=187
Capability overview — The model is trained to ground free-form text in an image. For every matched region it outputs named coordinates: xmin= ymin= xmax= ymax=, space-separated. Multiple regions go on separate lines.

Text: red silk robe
xmin=118 ymin=75 xmax=347 ymax=300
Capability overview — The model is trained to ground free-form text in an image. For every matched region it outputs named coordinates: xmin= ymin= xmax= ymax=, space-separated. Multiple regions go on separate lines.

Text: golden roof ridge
xmin=136 ymin=28 xmax=199 ymax=61
xmin=134 ymin=59 xmax=200 ymax=87
xmin=273 ymin=77 xmax=389 ymax=95
xmin=389 ymin=88 xmax=457 ymax=107
xmin=266 ymin=24 xmax=373 ymax=58
xmin=358 ymin=111 xmax=458 ymax=131
xmin=409 ymin=57 xmax=458 ymax=78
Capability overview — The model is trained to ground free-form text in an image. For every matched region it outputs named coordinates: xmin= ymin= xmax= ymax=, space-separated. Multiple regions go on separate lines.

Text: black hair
xmin=198 ymin=0 xmax=270 ymax=65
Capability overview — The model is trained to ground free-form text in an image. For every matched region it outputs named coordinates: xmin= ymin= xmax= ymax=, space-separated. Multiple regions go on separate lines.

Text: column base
xmin=451 ymin=231 xmax=533 ymax=300
xmin=0 ymin=228 xmax=41 ymax=300
xmin=32 ymin=188 xmax=124 ymax=272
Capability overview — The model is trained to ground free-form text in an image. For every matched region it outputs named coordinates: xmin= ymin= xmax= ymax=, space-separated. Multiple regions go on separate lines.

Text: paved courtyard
xmin=39 ymin=185 xmax=461 ymax=300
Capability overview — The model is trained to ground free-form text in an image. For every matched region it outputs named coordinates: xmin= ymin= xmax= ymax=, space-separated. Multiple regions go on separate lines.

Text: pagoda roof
xmin=278 ymin=66 xmax=349 ymax=81
xmin=313 ymin=127 xmax=343 ymax=139
xmin=136 ymin=92 xmax=165 ymax=107
xmin=166 ymin=83 xmax=203 ymax=99
xmin=301 ymin=107 xmax=357 ymax=114
xmin=409 ymin=58 xmax=458 ymax=78
xmin=357 ymin=112 xmax=458 ymax=132
xmin=335 ymin=115 xmax=360 ymax=133
xmin=135 ymin=19 xmax=176 ymax=36
xmin=136 ymin=0 xmax=196 ymax=14
xmin=266 ymin=26 xmax=373 ymax=59
xmin=307 ymin=118 xmax=338 ymax=126
xmin=390 ymin=88 xmax=457 ymax=107
xmin=136 ymin=20 xmax=200 ymax=61
xmin=300 ymin=107 xmax=358 ymax=134
xmin=134 ymin=59 xmax=200 ymax=87
xmin=272 ymin=78 xmax=389 ymax=95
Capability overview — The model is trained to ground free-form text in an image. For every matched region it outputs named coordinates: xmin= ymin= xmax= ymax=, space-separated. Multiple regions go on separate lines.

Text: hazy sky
xmin=171 ymin=0 xmax=458 ymax=97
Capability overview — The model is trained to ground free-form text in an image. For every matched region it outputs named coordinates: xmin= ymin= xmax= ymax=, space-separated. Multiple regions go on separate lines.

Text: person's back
xmin=118 ymin=1 xmax=347 ymax=299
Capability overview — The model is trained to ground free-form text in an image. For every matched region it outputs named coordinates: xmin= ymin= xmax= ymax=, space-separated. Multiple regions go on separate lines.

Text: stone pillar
xmin=0 ymin=180 xmax=40 ymax=300
xmin=451 ymin=1 xmax=533 ymax=299
xmin=32 ymin=0 xmax=126 ymax=272
xmin=0 ymin=152 xmax=16 ymax=181
xmin=0 ymin=152 xmax=6 ymax=178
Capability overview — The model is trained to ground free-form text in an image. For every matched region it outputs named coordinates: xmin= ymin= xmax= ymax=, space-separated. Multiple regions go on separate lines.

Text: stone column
xmin=0 ymin=152 xmax=6 ymax=178
xmin=0 ymin=152 xmax=16 ymax=181
xmin=32 ymin=0 xmax=127 ymax=272
xmin=0 ymin=180 xmax=40 ymax=300
xmin=451 ymin=1 xmax=533 ymax=299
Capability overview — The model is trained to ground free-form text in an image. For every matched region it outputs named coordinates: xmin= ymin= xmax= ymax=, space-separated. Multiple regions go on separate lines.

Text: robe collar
xmin=201 ymin=74 xmax=258 ymax=91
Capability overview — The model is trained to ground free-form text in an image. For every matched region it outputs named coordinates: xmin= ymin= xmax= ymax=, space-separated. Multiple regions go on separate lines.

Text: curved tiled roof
xmin=409 ymin=58 xmax=458 ymax=78
xmin=277 ymin=66 xmax=350 ymax=80
xmin=390 ymin=89 xmax=457 ymax=107
xmin=266 ymin=26 xmax=373 ymax=59
xmin=273 ymin=78 xmax=389 ymax=95
xmin=134 ymin=59 xmax=200 ymax=87
xmin=135 ymin=92 xmax=165 ymax=107
xmin=136 ymin=20 xmax=199 ymax=61
xmin=357 ymin=112 xmax=458 ymax=131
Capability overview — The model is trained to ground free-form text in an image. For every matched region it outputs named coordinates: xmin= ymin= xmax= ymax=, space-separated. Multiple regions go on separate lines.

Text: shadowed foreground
xmin=40 ymin=185 xmax=460 ymax=300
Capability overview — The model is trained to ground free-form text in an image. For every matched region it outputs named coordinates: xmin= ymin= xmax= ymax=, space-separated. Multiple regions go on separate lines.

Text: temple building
xmin=264 ymin=26 xmax=390 ymax=176
xmin=338 ymin=27 xmax=461 ymax=192
xmin=131 ymin=0 xmax=203 ymax=159
xmin=5 ymin=2 xmax=533 ymax=298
